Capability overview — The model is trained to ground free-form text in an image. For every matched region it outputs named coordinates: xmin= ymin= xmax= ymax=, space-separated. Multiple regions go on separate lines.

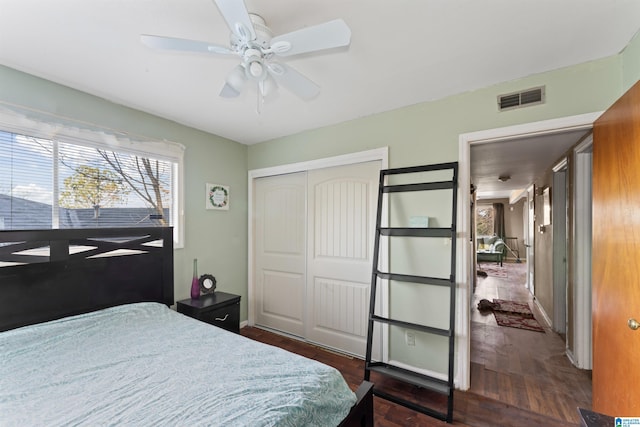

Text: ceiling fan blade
xmin=270 ymin=19 xmax=351 ymax=57
xmin=267 ymin=62 xmax=320 ymax=100
xmin=140 ymin=34 xmax=233 ymax=55
xmin=214 ymin=0 xmax=256 ymax=42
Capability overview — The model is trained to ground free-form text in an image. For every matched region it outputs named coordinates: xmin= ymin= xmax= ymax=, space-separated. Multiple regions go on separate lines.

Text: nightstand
xmin=176 ymin=292 xmax=241 ymax=334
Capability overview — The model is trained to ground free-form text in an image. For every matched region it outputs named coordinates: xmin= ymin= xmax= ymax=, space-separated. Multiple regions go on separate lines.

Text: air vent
xmin=498 ymin=86 xmax=545 ymax=111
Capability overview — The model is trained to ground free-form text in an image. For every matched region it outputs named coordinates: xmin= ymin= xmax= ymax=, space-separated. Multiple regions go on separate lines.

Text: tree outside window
xmin=59 ymin=165 xmax=130 ymax=213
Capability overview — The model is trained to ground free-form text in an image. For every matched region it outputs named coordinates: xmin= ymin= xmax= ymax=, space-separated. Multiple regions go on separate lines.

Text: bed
xmin=0 ymin=227 xmax=373 ymax=427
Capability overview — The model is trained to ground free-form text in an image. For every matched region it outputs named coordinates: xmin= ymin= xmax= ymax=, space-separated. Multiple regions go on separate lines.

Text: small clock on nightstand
xmin=177 ymin=291 xmax=241 ymax=334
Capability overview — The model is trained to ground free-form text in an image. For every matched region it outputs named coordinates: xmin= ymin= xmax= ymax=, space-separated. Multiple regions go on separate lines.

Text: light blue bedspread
xmin=0 ymin=303 xmax=356 ymax=426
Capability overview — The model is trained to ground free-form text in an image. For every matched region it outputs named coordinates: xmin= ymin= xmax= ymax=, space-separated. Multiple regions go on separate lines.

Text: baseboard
xmin=533 ymin=297 xmax=552 ymax=328
xmin=566 ymin=348 xmax=578 ymax=367
xmin=386 ymin=359 xmax=455 ymax=386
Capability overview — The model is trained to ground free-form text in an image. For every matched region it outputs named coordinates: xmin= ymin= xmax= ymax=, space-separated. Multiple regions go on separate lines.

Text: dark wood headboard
xmin=0 ymin=227 xmax=174 ymax=332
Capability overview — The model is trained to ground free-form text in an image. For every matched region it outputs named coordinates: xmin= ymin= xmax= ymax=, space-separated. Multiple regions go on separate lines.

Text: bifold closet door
xmin=253 ymin=161 xmax=380 ymax=356
xmin=254 ymin=172 xmax=307 ymax=337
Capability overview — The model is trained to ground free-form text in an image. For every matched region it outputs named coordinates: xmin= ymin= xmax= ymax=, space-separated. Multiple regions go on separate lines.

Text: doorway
xmin=457 ymin=112 xmax=601 ymax=390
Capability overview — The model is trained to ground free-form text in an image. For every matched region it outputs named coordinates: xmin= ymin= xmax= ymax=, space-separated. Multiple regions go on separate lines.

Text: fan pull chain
xmin=256 ymin=89 xmax=262 ymax=115
xmin=256 ymin=81 xmax=265 ymax=115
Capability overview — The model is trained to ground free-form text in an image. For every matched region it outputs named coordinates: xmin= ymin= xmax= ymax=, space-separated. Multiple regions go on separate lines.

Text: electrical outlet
xmin=405 ymin=331 xmax=415 ymax=346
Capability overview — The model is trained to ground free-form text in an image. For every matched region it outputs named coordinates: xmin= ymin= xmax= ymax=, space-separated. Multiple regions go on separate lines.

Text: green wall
xmin=623 ymin=30 xmax=640 ymax=92
xmin=248 ymin=55 xmax=622 ymax=171
xmin=0 ymin=65 xmax=250 ymax=320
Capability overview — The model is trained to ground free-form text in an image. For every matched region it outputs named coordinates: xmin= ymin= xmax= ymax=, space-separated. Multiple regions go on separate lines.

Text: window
xmin=476 ymin=205 xmax=494 ymax=236
xmin=0 ymin=109 xmax=184 ymax=246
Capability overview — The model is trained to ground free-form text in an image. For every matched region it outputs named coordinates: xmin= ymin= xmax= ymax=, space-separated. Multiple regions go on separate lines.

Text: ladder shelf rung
xmin=382 ymin=181 xmax=454 ymax=193
xmin=366 ymin=362 xmax=451 ymax=394
xmin=380 ymin=162 xmax=458 ymax=176
xmin=370 ymin=315 xmax=451 ymax=337
xmin=375 ymin=271 xmax=452 ymax=287
xmin=378 ymin=227 xmax=453 ymax=238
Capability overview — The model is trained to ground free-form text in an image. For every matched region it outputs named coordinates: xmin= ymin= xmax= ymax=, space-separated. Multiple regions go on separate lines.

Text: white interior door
xmin=254 ymin=172 xmax=307 ymax=336
xmin=305 ymin=162 xmax=380 ymax=357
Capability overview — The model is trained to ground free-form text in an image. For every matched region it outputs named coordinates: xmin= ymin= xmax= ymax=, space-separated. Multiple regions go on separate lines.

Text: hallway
xmin=470 ymin=261 xmax=592 ymax=424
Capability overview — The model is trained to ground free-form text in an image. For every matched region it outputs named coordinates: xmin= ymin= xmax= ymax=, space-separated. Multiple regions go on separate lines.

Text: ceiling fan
xmin=141 ymin=0 xmax=351 ymax=102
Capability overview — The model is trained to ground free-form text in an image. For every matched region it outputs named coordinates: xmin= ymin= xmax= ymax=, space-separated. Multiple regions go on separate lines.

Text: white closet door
xmin=306 ymin=161 xmax=380 ymax=356
xmin=254 ymin=172 xmax=307 ymax=336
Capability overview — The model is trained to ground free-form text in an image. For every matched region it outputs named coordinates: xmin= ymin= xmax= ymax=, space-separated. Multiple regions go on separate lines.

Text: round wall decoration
xmin=199 ymin=274 xmax=217 ymax=294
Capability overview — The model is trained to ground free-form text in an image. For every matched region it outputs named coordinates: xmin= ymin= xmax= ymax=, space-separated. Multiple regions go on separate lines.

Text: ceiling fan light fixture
xmin=242 ymin=48 xmax=266 ymax=80
xmin=248 ymin=60 xmax=263 ymax=78
xmin=219 ymin=84 xmax=240 ymax=98
xmin=220 ymin=65 xmax=246 ymax=97
xmin=498 ymin=175 xmax=511 ymax=182
xmin=260 ymin=75 xmax=278 ymax=97
xmin=226 ymin=64 xmax=247 ymax=92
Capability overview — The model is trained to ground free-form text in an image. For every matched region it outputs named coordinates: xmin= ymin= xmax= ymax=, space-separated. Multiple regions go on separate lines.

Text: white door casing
xmin=526 ymin=185 xmax=535 ymax=294
xmin=571 ymin=135 xmax=593 ymax=369
xmin=458 ymin=112 xmax=602 ymax=390
xmin=552 ymin=161 xmax=568 ymax=335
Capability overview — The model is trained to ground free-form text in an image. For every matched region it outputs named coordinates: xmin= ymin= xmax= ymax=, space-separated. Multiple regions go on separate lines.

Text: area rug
xmin=477 ymin=263 xmax=508 ymax=278
xmin=492 ymin=299 xmax=545 ymax=333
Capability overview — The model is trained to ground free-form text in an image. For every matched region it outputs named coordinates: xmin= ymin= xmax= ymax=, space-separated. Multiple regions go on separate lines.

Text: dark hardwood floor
xmin=472 ymin=261 xmax=592 ymax=424
xmin=240 ymin=261 xmax=591 ymax=426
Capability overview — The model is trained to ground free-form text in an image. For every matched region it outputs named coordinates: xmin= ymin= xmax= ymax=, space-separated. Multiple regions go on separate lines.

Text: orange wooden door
xmin=592 ymin=80 xmax=640 ymax=416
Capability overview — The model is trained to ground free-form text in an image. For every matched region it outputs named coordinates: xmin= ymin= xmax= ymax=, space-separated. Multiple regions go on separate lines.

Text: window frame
xmin=475 ymin=203 xmax=495 ymax=237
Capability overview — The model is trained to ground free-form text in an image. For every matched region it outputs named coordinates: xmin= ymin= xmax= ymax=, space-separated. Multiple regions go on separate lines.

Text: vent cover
xmin=498 ymin=86 xmax=545 ymax=111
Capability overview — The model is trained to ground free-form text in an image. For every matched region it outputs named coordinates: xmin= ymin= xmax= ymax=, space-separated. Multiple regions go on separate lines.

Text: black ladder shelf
xmin=364 ymin=162 xmax=458 ymax=423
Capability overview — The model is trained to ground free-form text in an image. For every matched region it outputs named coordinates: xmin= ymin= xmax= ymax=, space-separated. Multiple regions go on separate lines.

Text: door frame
xmin=458 ymin=112 xmax=601 ymax=390
xmin=248 ymin=147 xmax=389 ymax=358
xmin=570 ymin=134 xmax=593 ymax=369
xmin=552 ymin=158 xmax=568 ymax=335
xmin=526 ymin=184 xmax=536 ymax=295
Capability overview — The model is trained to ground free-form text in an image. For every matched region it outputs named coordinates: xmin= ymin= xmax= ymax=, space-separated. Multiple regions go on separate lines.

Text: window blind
xmin=0 ymin=104 xmax=183 ymax=245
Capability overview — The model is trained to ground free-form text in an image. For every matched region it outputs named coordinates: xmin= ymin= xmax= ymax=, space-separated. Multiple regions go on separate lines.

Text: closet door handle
xmin=215 ymin=314 xmax=229 ymax=322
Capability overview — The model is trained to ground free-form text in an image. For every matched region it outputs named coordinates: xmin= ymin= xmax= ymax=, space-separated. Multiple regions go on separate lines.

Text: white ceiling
xmin=471 ymin=128 xmax=591 ymax=200
xmin=1 ymin=1 xmax=639 ymax=146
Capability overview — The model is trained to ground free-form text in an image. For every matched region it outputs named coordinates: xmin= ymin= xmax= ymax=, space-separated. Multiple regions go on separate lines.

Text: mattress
xmin=0 ymin=302 xmax=356 ymax=426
